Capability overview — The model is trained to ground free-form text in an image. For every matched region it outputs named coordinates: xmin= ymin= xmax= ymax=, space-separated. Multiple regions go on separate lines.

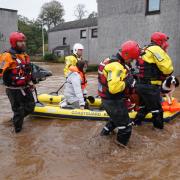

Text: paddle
xmin=34 ymin=87 xmax=44 ymax=106
xmin=49 ymin=73 xmax=76 ymax=95
xmin=49 ymin=82 xmax=66 ymax=95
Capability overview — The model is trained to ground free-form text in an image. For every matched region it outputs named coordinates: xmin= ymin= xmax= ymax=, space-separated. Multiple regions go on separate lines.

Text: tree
xmin=39 ymin=0 xmax=64 ymax=30
xmin=18 ymin=15 xmax=48 ymax=55
xmin=88 ymin=11 xmax=98 ymax=19
xmin=74 ymin=4 xmax=87 ymax=20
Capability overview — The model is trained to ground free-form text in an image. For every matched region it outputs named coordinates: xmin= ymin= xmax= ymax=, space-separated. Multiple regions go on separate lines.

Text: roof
xmin=0 ymin=8 xmax=17 ymax=12
xmin=49 ymin=17 xmax=97 ymax=32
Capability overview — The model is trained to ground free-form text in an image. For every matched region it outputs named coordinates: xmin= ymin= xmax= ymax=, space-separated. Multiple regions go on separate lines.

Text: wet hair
xmin=76 ymin=60 xmax=88 ymax=72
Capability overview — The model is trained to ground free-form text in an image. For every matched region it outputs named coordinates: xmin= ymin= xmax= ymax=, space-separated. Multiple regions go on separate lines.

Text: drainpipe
xmin=87 ymin=27 xmax=90 ymax=63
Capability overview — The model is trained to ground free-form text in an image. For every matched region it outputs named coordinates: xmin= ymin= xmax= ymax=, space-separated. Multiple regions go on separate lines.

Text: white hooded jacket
xmin=64 ymin=72 xmax=86 ymax=106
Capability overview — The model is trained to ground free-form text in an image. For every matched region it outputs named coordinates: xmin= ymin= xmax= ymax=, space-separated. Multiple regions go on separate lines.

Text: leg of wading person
xmin=143 ymin=86 xmax=164 ymax=129
xmin=152 ymin=109 xmax=164 ymax=129
xmin=101 ymin=99 xmax=132 ymax=146
xmin=115 ymin=99 xmax=132 ymax=146
xmin=100 ymin=99 xmax=117 ymax=136
xmin=136 ymin=84 xmax=164 ymax=129
xmin=6 ymin=89 xmax=25 ymax=133
xmin=133 ymin=107 xmax=148 ymax=125
xmin=149 ymin=87 xmax=164 ymax=129
xmin=134 ymin=84 xmax=149 ymax=125
xmin=23 ymin=88 xmax=35 ymax=117
xmin=100 ymin=121 xmax=116 ymax=136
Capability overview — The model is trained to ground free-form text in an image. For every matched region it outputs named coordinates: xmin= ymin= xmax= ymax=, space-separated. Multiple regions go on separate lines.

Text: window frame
xmin=91 ymin=28 xmax=98 ymax=38
xmin=63 ymin=37 xmax=66 ymax=45
xmin=80 ymin=29 xmax=87 ymax=39
xmin=146 ymin=0 xmax=161 ymax=15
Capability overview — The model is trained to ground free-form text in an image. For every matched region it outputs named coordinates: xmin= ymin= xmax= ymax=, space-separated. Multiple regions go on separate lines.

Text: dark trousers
xmin=135 ymin=84 xmax=164 ymax=129
xmin=102 ymin=98 xmax=132 ymax=145
xmin=6 ymin=88 xmax=35 ymax=131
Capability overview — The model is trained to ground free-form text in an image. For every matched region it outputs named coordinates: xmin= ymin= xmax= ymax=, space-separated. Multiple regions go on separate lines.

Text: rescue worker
xmin=64 ymin=43 xmax=84 ymax=77
xmin=99 ymin=40 xmax=139 ymax=146
xmin=134 ymin=32 xmax=174 ymax=129
xmin=61 ymin=60 xmax=87 ymax=109
xmin=0 ymin=32 xmax=35 ymax=133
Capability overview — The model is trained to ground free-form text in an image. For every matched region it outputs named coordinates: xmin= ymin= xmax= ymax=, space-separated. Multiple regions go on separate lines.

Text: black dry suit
xmin=99 ymin=54 xmax=134 ymax=146
xmin=134 ymin=44 xmax=173 ymax=129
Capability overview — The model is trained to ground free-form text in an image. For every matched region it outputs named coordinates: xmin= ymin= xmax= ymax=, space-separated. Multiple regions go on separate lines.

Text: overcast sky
xmin=0 ymin=0 xmax=97 ymax=21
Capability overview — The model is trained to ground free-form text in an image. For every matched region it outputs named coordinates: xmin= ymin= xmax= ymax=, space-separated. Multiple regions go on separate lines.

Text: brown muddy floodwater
xmin=0 ymin=62 xmax=180 ymax=180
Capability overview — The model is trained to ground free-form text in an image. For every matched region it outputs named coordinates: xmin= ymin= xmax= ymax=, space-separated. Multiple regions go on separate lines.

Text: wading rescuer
xmin=64 ymin=43 xmax=84 ymax=77
xmin=98 ymin=40 xmax=140 ymax=146
xmin=0 ymin=32 xmax=35 ymax=133
xmin=134 ymin=32 xmax=174 ymax=129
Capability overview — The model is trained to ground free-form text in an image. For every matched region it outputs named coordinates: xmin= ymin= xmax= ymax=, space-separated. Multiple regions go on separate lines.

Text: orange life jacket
xmin=68 ymin=66 xmax=87 ymax=90
xmin=0 ymin=50 xmax=32 ymax=87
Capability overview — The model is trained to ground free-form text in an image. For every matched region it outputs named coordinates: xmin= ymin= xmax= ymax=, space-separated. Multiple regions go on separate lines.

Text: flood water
xmin=0 ymin=62 xmax=180 ymax=180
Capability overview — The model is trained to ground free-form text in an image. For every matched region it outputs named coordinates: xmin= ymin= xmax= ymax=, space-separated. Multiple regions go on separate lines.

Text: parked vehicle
xmin=31 ymin=63 xmax=52 ymax=83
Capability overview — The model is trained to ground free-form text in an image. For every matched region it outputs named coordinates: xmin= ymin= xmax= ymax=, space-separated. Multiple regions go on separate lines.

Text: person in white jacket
xmin=60 ymin=60 xmax=88 ymax=109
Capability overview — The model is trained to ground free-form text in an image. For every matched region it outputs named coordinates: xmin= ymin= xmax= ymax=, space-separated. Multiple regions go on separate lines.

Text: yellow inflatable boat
xmin=37 ymin=93 xmax=101 ymax=106
xmin=37 ymin=93 xmax=180 ymax=111
xmin=33 ymin=94 xmax=180 ymax=122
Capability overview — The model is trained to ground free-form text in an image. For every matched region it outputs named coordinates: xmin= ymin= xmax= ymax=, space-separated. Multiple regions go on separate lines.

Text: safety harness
xmin=98 ymin=56 xmax=128 ymax=99
xmin=136 ymin=45 xmax=166 ymax=85
xmin=2 ymin=50 xmax=32 ymax=87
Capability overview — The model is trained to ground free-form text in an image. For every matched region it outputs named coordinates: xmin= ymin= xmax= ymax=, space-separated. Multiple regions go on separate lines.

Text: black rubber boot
xmin=13 ymin=118 xmax=23 ymax=133
xmin=152 ymin=111 xmax=164 ymax=129
xmin=133 ymin=117 xmax=142 ymax=126
xmin=100 ymin=121 xmax=116 ymax=136
xmin=116 ymin=126 xmax=132 ymax=146
xmin=133 ymin=111 xmax=146 ymax=126
xmin=153 ymin=119 xmax=164 ymax=129
xmin=100 ymin=128 xmax=110 ymax=136
xmin=15 ymin=127 xmax=22 ymax=133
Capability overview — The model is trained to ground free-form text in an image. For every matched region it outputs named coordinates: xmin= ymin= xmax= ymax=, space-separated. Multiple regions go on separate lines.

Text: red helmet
xmin=120 ymin=40 xmax=140 ymax=61
xmin=151 ymin=32 xmax=169 ymax=50
xmin=9 ymin=32 xmax=26 ymax=48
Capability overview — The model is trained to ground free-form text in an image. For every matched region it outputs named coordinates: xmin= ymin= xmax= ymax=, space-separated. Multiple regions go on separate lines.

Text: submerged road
xmin=0 ymin=62 xmax=179 ymax=180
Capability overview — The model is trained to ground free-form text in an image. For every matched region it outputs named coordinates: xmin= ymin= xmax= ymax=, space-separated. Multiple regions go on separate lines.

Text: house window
xmin=91 ymin=28 xmax=98 ymax=38
xmin=80 ymin=30 xmax=86 ymax=39
xmin=0 ymin=32 xmax=6 ymax=41
xmin=63 ymin=37 xmax=66 ymax=45
xmin=146 ymin=0 xmax=160 ymax=15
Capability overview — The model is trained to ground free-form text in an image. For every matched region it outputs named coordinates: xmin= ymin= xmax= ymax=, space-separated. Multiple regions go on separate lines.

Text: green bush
xmin=44 ymin=53 xmax=58 ymax=61
xmin=30 ymin=55 xmax=43 ymax=62
xmin=57 ymin=56 xmax=65 ymax=63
